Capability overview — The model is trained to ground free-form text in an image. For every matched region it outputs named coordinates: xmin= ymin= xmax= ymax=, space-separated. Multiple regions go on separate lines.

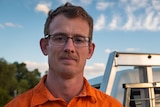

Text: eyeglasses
xmin=45 ymin=34 xmax=91 ymax=47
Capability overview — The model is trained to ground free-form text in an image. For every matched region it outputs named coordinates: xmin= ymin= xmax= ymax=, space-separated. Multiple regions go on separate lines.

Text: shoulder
xmin=5 ymin=75 xmax=48 ymax=107
xmin=84 ymin=78 xmax=122 ymax=106
xmin=90 ymin=87 xmax=123 ymax=106
xmin=5 ymin=89 xmax=34 ymax=107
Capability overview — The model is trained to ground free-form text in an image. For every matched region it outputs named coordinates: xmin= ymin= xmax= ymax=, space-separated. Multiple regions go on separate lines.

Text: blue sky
xmin=0 ymin=0 xmax=160 ymax=79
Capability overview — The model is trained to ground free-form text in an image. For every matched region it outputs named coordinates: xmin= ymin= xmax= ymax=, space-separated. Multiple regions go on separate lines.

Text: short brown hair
xmin=44 ymin=2 xmax=93 ymax=40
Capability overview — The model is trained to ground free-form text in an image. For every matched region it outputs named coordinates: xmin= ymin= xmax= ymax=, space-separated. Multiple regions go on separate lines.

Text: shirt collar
xmin=31 ymin=75 xmax=58 ymax=106
xmin=31 ymin=75 xmax=96 ymax=106
xmin=78 ymin=78 xmax=97 ymax=103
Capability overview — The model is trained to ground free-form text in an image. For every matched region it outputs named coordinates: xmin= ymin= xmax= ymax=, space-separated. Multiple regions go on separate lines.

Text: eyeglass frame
xmin=44 ymin=33 xmax=92 ymax=47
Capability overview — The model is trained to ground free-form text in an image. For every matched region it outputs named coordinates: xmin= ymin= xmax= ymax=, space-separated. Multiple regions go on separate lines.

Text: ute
xmin=89 ymin=51 xmax=160 ymax=107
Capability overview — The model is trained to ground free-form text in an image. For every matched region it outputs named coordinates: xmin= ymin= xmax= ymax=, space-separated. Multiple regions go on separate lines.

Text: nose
xmin=63 ymin=38 xmax=75 ymax=53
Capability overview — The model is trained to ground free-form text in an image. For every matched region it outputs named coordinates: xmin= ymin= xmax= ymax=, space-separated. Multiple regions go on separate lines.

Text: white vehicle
xmin=89 ymin=51 xmax=160 ymax=107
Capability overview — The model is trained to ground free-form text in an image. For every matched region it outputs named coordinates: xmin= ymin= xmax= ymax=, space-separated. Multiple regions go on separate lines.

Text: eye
xmin=52 ymin=35 xmax=66 ymax=42
xmin=74 ymin=37 xmax=85 ymax=43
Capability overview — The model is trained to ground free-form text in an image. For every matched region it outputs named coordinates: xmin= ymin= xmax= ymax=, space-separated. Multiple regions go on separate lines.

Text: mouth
xmin=61 ymin=57 xmax=76 ymax=61
xmin=60 ymin=56 xmax=77 ymax=64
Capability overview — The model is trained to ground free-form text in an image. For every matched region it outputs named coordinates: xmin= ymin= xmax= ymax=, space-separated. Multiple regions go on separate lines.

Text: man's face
xmin=40 ymin=14 xmax=95 ymax=79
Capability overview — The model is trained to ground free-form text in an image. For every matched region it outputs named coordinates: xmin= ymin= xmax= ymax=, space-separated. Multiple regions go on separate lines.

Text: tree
xmin=0 ymin=58 xmax=17 ymax=106
xmin=0 ymin=58 xmax=41 ymax=107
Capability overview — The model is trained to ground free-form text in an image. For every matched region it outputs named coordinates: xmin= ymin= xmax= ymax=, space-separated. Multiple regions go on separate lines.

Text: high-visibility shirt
xmin=5 ymin=75 xmax=123 ymax=107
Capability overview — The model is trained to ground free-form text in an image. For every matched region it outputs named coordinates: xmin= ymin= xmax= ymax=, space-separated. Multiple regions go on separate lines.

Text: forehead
xmin=49 ymin=14 xmax=89 ymax=37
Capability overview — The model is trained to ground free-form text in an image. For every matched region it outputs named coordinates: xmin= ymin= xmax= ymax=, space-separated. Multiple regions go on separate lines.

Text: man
xmin=5 ymin=2 xmax=123 ymax=107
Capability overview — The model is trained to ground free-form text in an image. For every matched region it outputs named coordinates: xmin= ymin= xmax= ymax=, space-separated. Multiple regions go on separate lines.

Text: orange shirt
xmin=5 ymin=75 xmax=123 ymax=107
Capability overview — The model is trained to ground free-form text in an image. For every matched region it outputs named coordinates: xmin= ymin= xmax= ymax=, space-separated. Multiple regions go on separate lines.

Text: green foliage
xmin=0 ymin=58 xmax=41 ymax=107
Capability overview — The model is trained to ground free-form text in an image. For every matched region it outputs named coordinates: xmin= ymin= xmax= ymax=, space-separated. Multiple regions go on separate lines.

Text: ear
xmin=40 ymin=38 xmax=48 ymax=56
xmin=87 ymin=43 xmax=95 ymax=59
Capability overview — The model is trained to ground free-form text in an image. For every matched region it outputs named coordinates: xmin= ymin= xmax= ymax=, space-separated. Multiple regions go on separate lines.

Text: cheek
xmin=48 ymin=48 xmax=61 ymax=57
xmin=47 ymin=45 xmax=60 ymax=59
xmin=47 ymin=48 xmax=61 ymax=67
xmin=79 ymin=50 xmax=89 ymax=61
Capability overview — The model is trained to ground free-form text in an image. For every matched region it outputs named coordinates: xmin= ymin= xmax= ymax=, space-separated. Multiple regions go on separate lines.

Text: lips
xmin=61 ymin=57 xmax=76 ymax=61
xmin=60 ymin=54 xmax=78 ymax=64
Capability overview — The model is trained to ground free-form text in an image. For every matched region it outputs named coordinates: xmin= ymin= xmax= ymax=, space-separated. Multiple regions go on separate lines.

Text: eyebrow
xmin=50 ymin=32 xmax=87 ymax=38
xmin=49 ymin=32 xmax=67 ymax=36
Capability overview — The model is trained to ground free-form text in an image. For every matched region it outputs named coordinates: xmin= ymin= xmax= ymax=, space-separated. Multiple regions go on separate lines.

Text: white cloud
xmin=126 ymin=0 xmax=160 ymax=31
xmin=35 ymin=2 xmax=51 ymax=15
xmin=131 ymin=0 xmax=148 ymax=8
xmin=4 ymin=22 xmax=23 ymax=28
xmin=121 ymin=0 xmax=148 ymax=13
xmin=108 ymin=15 xmax=121 ymax=30
xmin=94 ymin=14 xmax=106 ymax=31
xmin=152 ymin=0 xmax=160 ymax=11
xmin=126 ymin=48 xmax=140 ymax=52
xmin=120 ymin=9 xmax=160 ymax=31
xmin=144 ymin=11 xmax=160 ymax=31
xmin=144 ymin=11 xmax=154 ymax=30
xmin=80 ymin=0 xmax=92 ymax=5
xmin=96 ymin=2 xmax=114 ymax=10
xmin=24 ymin=61 xmax=48 ymax=74
xmin=5 ymin=22 xmax=15 ymax=27
xmin=122 ymin=14 xmax=135 ymax=30
xmin=105 ymin=49 xmax=112 ymax=54
xmin=120 ymin=0 xmax=128 ymax=3
xmin=94 ymin=0 xmax=158 ymax=31
xmin=59 ymin=0 xmax=73 ymax=4
xmin=84 ymin=63 xmax=105 ymax=79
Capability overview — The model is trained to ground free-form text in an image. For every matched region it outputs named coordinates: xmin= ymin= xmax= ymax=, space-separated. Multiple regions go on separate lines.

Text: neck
xmin=45 ymin=71 xmax=84 ymax=103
